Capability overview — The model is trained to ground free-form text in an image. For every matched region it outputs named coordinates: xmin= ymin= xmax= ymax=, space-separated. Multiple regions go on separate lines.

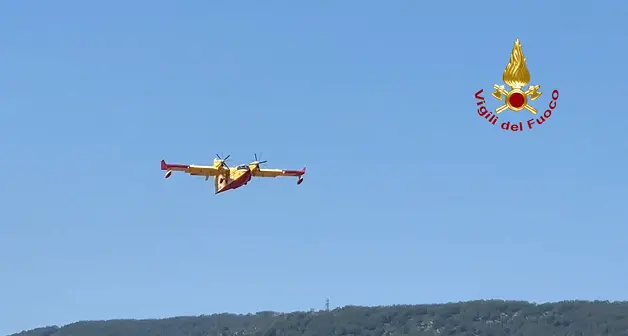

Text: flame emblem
xmin=491 ymin=38 xmax=542 ymax=114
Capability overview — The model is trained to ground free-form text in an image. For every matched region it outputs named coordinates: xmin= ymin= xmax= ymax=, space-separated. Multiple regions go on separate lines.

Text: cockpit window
xmin=236 ymin=165 xmax=249 ymax=170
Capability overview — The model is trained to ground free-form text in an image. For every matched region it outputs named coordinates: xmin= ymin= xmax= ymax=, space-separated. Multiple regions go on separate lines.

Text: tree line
xmin=10 ymin=300 xmax=628 ymax=336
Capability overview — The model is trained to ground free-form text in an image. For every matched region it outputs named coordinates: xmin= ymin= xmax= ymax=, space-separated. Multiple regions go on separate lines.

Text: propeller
xmin=215 ymin=153 xmax=231 ymax=168
xmin=252 ymin=153 xmax=267 ymax=166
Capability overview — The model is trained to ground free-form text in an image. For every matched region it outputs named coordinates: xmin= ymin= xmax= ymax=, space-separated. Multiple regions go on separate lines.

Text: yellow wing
xmin=186 ymin=164 xmax=222 ymax=176
xmin=252 ymin=167 xmax=306 ymax=178
xmin=161 ymin=160 xmax=223 ymax=177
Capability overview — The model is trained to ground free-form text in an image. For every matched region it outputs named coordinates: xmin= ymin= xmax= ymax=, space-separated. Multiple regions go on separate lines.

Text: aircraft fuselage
xmin=216 ymin=169 xmax=252 ymax=194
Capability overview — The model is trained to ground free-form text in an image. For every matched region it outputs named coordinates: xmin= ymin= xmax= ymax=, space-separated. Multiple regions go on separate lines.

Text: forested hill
xmin=10 ymin=300 xmax=628 ymax=336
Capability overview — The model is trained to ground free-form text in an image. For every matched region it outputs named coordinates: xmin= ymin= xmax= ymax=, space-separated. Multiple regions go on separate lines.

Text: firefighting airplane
xmin=160 ymin=154 xmax=306 ymax=194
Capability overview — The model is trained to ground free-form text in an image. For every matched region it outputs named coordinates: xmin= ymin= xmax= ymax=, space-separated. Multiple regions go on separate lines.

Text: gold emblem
xmin=491 ymin=38 xmax=542 ymax=114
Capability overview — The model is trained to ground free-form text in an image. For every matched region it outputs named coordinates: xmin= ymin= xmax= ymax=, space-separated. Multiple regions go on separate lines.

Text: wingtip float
xmin=160 ymin=155 xmax=306 ymax=194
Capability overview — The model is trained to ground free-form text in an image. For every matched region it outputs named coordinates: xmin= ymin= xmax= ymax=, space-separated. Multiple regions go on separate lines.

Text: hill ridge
xmin=10 ymin=300 xmax=628 ymax=336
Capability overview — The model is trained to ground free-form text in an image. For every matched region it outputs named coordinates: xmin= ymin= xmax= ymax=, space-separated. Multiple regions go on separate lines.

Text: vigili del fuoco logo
xmin=474 ymin=38 xmax=560 ymax=132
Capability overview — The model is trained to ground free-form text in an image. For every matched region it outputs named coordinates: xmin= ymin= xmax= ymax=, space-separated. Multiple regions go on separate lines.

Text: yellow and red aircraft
xmin=160 ymin=154 xmax=306 ymax=194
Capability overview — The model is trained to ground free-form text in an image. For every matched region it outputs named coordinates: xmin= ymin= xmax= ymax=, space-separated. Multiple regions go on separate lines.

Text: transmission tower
xmin=325 ymin=298 xmax=330 ymax=311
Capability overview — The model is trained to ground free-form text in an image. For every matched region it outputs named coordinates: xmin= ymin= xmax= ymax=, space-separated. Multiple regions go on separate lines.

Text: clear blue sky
xmin=1 ymin=1 xmax=626 ymax=334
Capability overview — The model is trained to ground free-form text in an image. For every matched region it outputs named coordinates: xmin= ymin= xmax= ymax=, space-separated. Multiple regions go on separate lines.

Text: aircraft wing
xmin=161 ymin=160 xmax=222 ymax=177
xmin=253 ymin=167 xmax=306 ymax=178
xmin=187 ymin=164 xmax=222 ymax=176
